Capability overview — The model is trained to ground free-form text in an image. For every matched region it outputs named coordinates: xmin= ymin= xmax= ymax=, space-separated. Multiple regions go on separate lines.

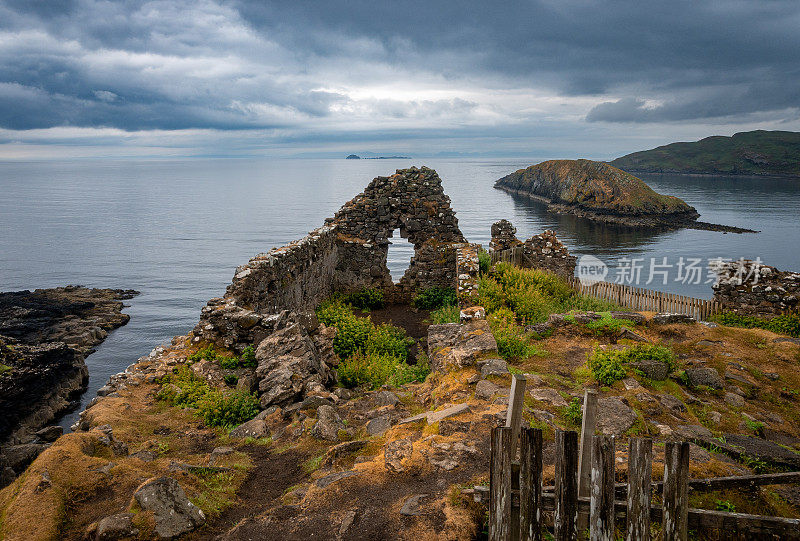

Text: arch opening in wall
xmin=386 ymin=229 xmax=415 ymax=284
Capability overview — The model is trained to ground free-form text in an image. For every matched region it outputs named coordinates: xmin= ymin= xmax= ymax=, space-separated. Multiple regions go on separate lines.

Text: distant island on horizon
xmin=611 ymin=130 xmax=800 ymax=178
xmin=346 ymin=154 xmax=411 ymax=160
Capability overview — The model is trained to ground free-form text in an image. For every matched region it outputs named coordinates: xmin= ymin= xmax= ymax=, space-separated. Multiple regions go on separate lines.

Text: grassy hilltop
xmin=611 ymin=130 xmax=800 ymax=177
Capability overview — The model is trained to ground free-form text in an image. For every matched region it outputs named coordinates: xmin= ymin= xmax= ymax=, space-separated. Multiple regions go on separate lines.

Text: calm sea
xmin=0 ymin=158 xmax=798 ymax=429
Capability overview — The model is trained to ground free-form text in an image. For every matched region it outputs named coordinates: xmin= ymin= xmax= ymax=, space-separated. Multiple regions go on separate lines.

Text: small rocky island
xmin=0 ymin=286 xmax=137 ymax=485
xmin=495 ymin=159 xmax=755 ymax=232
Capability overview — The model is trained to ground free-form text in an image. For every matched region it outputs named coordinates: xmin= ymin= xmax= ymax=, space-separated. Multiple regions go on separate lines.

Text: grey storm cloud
xmin=0 ymin=0 xmax=799 ymax=132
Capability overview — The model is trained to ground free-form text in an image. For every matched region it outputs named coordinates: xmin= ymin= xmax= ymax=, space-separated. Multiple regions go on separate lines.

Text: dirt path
xmin=188 ymin=445 xmax=309 ymax=540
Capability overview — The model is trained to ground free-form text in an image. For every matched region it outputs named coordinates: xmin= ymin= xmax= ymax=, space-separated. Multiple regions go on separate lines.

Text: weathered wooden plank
xmin=590 ymin=435 xmax=615 ymax=541
xmin=555 ymin=429 xmax=579 ymax=541
xmin=520 ymin=427 xmax=543 ymax=541
xmin=490 ymin=427 xmax=513 ymax=541
xmin=506 ymin=373 xmax=527 ymax=457
xmin=663 ymin=441 xmax=690 ymax=541
xmin=577 ymin=389 xmax=598 ymax=500
xmin=627 ymin=438 xmax=652 ymax=541
xmin=474 ymin=487 xmax=800 ymax=539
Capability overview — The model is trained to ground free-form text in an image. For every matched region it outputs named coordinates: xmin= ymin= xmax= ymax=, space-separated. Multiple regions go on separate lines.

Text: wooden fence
xmin=487 ymin=427 xmax=800 ymax=540
xmin=568 ymin=279 xmax=720 ymax=321
xmin=477 ymin=383 xmax=800 ymax=541
xmin=489 ymin=246 xmax=720 ymax=320
xmin=490 ymin=246 xmax=526 ymax=266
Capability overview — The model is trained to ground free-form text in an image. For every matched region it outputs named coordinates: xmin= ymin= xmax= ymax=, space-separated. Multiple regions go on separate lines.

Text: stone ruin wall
xmin=489 ymin=220 xmax=577 ymax=279
xmin=455 ymin=244 xmax=481 ymax=307
xmin=330 ymin=166 xmax=464 ymax=302
xmin=713 ymin=259 xmax=800 ymax=316
xmin=521 ymin=229 xmax=577 ymax=280
xmin=194 ymin=167 xmax=466 ymax=349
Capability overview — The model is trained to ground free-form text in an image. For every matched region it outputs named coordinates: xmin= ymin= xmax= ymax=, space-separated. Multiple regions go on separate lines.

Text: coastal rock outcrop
xmin=494 ymin=159 xmax=700 ymax=228
xmin=0 ymin=286 xmax=136 ymax=486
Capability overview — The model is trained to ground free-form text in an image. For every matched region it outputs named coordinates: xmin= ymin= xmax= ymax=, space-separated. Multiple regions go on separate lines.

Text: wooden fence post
xmin=506 ymin=374 xmax=528 ymax=457
xmin=520 ymin=427 xmax=543 ymax=541
xmin=590 ymin=435 xmax=615 ymax=541
xmin=627 ymin=438 xmax=653 ymax=541
xmin=577 ymin=389 xmax=598 ymax=499
xmin=663 ymin=441 xmax=690 ymax=541
xmin=490 ymin=427 xmax=514 ymax=541
xmin=555 ymin=429 xmax=579 ymax=541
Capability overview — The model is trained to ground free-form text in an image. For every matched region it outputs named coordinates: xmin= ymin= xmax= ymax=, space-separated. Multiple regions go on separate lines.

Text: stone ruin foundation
xmin=488 ymin=219 xmax=577 ymax=279
xmin=713 ymin=259 xmax=800 ymax=316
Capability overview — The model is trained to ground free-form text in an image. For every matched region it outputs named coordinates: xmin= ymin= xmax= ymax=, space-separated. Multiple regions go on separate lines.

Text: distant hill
xmin=611 ymin=130 xmax=800 ymax=178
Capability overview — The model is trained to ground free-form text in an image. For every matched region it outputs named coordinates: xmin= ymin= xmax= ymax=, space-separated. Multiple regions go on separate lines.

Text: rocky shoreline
xmin=0 ymin=286 xmax=137 ymax=486
xmin=496 ymin=185 xmax=757 ymax=233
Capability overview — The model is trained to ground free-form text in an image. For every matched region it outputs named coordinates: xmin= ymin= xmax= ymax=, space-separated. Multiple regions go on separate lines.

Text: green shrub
xmin=711 ymin=312 xmax=800 ymax=338
xmin=489 ymin=309 xmax=543 ymax=361
xmin=431 ymin=304 xmax=460 ymax=324
xmin=587 ymin=343 xmax=677 ymax=385
xmin=223 ymin=374 xmax=238 ymax=386
xmin=315 ymin=295 xmax=417 ymax=389
xmin=715 ymin=500 xmax=736 ymax=513
xmin=413 ymin=287 xmax=458 ymax=310
xmin=317 ymin=298 xmax=411 ymax=362
xmin=588 ymin=349 xmax=628 ymax=385
xmin=562 ymin=397 xmax=583 ymax=426
xmin=343 ymin=288 xmax=385 ymax=311
xmin=157 ymin=365 xmax=211 ymax=407
xmin=478 ymin=249 xmax=491 ymax=275
xmin=391 ymin=353 xmax=431 ymax=387
xmin=584 ymin=313 xmax=636 ymax=335
xmin=478 ymin=263 xmax=620 ymax=325
xmin=366 ymin=323 xmax=412 ymax=361
xmin=337 ymin=351 xmax=427 ymax=389
xmin=197 ymin=389 xmax=259 ymax=428
xmin=157 ymin=365 xmax=258 ymax=428
xmin=240 ymin=346 xmax=257 ymax=368
xmin=219 ymin=355 xmax=239 ymax=370
xmin=188 ymin=345 xmax=217 ymax=363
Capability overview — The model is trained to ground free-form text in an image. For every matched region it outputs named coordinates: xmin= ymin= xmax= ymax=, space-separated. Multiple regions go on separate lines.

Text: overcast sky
xmin=1 ymin=0 xmax=799 ymax=160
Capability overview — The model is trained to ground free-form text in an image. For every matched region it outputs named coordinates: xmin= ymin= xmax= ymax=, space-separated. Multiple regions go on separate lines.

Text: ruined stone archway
xmin=331 ymin=166 xmax=466 ymax=301
xmin=386 ymin=228 xmax=415 ymax=283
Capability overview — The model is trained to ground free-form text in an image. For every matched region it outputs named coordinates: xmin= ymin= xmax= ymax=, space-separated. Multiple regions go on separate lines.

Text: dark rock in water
xmin=0 ymin=286 xmax=137 ymax=486
xmin=345 ymin=154 xmax=361 ymax=159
